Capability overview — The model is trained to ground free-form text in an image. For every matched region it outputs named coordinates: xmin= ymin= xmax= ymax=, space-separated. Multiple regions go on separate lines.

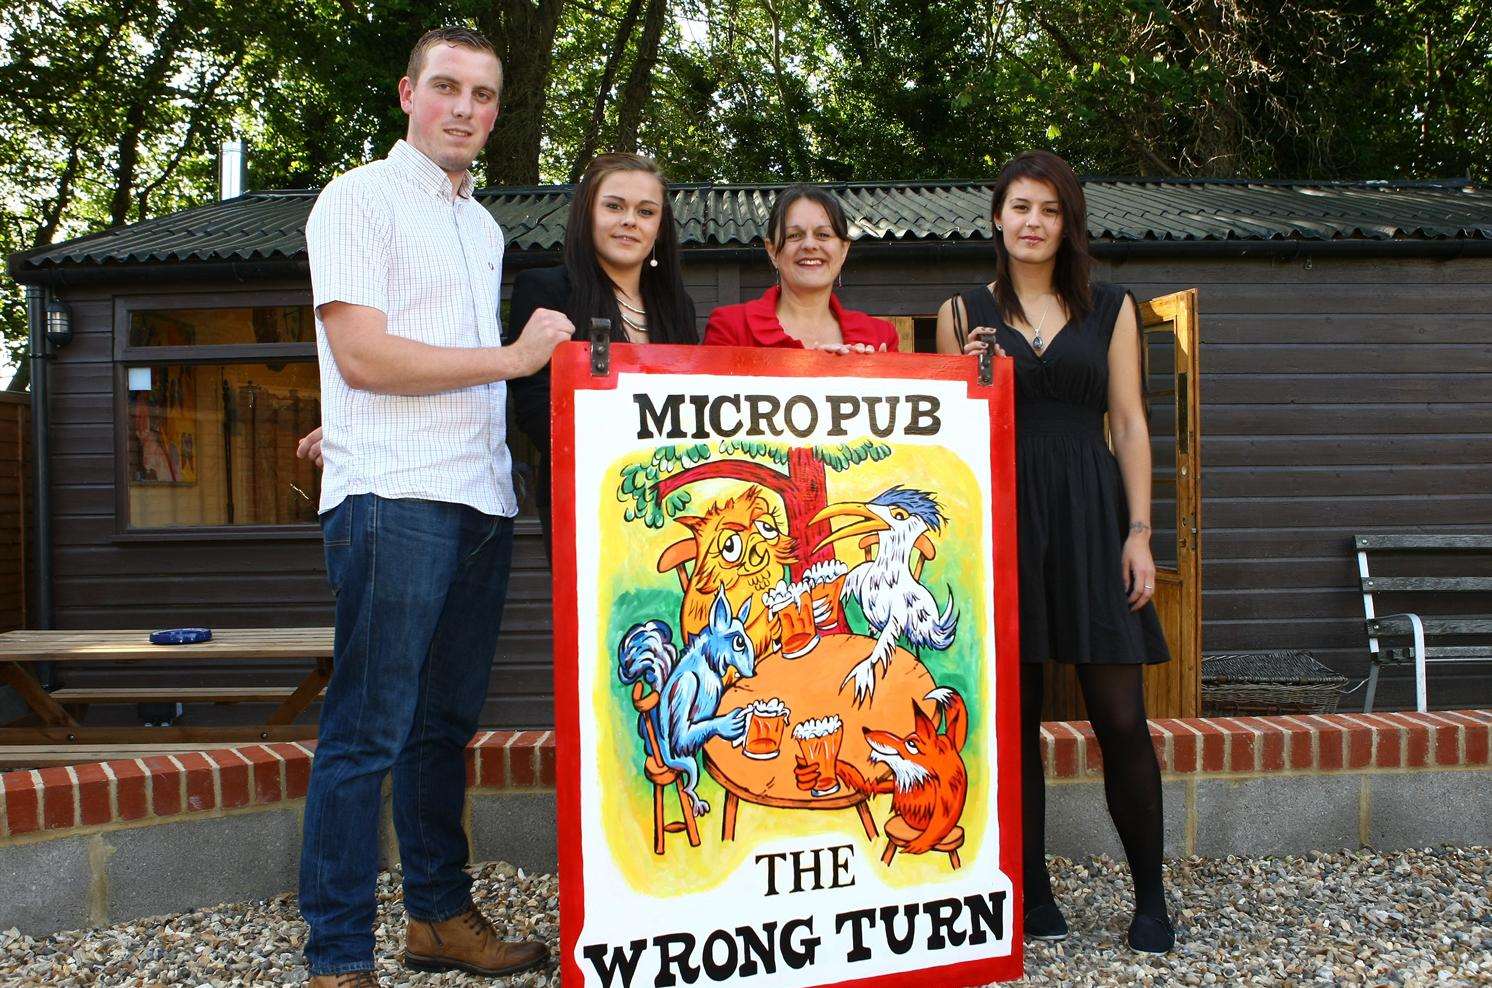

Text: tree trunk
xmin=760 ymin=0 xmax=810 ymax=176
xmin=480 ymin=0 xmax=566 ymax=185
xmin=569 ymin=0 xmax=644 ymax=181
xmin=614 ymin=0 xmax=666 ymax=153
xmin=784 ymin=447 xmax=832 ymax=577
xmin=110 ymin=10 xmax=189 ymax=225
xmin=110 ymin=124 xmax=144 ymax=226
xmin=36 ymin=144 xmax=81 ymax=246
xmin=138 ymin=54 xmax=244 ymax=216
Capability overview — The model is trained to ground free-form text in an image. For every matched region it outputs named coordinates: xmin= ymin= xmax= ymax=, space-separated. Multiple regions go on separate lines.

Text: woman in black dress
xmin=506 ymin=153 xmax=699 ymax=552
xmin=936 ymin=150 xmax=1175 ymax=953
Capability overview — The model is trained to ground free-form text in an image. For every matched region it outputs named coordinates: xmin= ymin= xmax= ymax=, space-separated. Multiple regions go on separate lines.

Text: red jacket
xmin=703 ymin=285 xmax=900 ymax=351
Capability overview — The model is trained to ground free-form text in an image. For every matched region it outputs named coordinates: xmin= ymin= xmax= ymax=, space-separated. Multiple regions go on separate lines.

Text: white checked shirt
xmin=307 ymin=140 xmax=516 ymax=517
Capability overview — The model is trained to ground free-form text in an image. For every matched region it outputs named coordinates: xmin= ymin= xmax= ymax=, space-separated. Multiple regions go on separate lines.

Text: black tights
xmin=1020 ymin=662 xmax=1167 ymax=918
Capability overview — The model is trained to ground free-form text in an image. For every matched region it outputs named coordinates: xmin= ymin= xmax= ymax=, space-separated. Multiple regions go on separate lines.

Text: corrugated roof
xmin=14 ymin=178 xmax=1492 ymax=274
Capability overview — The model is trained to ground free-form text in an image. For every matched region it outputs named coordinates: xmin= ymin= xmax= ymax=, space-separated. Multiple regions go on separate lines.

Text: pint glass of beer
xmin=765 ymin=580 xmax=820 ymax=659
xmin=793 ymin=715 xmax=844 ymax=797
xmin=737 ymin=697 xmax=790 ymax=760
xmin=804 ymin=558 xmax=849 ymax=631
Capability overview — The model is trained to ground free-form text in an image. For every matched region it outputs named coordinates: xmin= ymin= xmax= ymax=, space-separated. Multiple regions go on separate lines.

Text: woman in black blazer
xmin=505 ymin=153 xmax=699 ymax=553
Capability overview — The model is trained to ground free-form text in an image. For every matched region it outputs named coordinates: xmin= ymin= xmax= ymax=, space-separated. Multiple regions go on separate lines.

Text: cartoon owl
xmin=656 ymin=485 xmax=797 ymax=659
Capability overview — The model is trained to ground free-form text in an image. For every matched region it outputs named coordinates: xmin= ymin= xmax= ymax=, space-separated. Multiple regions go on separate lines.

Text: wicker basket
xmin=1201 ymin=650 xmax=1348 ymax=717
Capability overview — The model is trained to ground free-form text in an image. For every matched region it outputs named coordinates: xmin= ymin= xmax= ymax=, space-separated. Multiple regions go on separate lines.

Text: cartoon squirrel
xmin=796 ymin=686 xmax=968 ymax=855
xmin=617 ymin=591 xmax=756 ymax=817
xmin=656 ymin=485 xmax=797 ymax=660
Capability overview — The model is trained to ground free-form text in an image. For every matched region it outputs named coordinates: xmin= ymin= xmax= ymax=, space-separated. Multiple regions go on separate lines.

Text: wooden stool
xmin=633 ymin=682 xmax=701 ymax=855
xmin=880 ymin=815 xmax=964 ymax=869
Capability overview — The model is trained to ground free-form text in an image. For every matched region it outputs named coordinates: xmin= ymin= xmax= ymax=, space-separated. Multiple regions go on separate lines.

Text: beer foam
xmin=762 ymin=580 xmax=795 ymax=612
xmin=763 ymin=579 xmax=811 ymax=613
xmin=792 ymin=714 xmax=843 ymax=740
xmin=804 ymin=558 xmax=849 ymax=585
xmin=752 ymin=696 xmax=789 ymax=717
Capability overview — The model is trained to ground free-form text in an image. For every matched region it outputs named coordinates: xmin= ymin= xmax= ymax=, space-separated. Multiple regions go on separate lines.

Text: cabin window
xmin=117 ymin=301 xmax=320 ymax=532
xmin=129 ymin=306 xmax=314 ymax=348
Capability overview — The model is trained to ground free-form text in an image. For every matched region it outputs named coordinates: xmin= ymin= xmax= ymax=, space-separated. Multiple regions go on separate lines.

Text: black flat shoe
xmin=1128 ymin=912 xmax=1175 ymax=954
xmin=1024 ymin=901 xmax=1069 ymax=941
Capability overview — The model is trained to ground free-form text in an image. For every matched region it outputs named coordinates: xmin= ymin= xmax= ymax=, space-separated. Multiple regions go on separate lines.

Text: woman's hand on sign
xmin=962 ymin=327 xmax=1008 ymax=358
xmin=804 ymin=341 xmax=887 ymax=356
xmin=296 ymin=426 xmax=324 ymax=469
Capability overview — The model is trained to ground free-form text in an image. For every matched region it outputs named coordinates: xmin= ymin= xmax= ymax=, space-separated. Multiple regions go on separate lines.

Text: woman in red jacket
xmin=704 ymin=185 xmax=899 ymax=352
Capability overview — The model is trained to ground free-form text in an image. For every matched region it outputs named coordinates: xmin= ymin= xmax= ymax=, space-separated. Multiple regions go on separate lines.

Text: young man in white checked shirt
xmin=297 ymin=27 xmax=573 ymax=988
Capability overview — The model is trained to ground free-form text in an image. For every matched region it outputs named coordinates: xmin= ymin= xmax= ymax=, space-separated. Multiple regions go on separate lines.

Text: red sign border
xmin=550 ymin=342 xmax=1024 ymax=987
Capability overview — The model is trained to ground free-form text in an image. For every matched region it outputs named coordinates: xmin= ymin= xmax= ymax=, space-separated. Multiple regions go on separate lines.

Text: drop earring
xmin=649 ymin=245 xmax=658 ymax=268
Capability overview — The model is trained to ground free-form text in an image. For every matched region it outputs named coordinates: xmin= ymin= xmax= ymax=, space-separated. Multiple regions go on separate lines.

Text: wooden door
xmin=1138 ymin=290 xmax=1202 ymax=717
xmin=1041 ymin=289 xmax=1202 ymax=721
xmin=883 ymin=316 xmax=918 ymax=353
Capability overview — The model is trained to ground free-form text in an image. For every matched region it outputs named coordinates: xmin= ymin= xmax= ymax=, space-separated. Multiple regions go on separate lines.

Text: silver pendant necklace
xmin=1027 ymin=295 xmax=1055 ymax=352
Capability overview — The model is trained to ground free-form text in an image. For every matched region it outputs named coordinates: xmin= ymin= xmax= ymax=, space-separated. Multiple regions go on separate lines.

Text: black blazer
xmin=504 ymin=264 xmax=572 ymax=459
xmin=504 ymin=264 xmax=699 ymax=456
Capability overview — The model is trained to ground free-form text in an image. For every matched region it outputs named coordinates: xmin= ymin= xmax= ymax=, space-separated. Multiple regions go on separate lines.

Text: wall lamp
xmin=45 ymin=298 xmax=73 ymax=350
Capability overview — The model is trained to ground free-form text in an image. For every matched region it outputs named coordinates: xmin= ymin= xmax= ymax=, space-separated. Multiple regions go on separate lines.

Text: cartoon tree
xmin=617 ymin=439 xmax=892 ymax=576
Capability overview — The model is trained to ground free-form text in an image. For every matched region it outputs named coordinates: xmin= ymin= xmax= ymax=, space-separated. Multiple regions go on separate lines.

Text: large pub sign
xmin=550 ymin=341 xmax=1024 ymax=987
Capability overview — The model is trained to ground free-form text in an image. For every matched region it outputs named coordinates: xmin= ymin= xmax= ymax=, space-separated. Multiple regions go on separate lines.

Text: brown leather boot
xmin=308 ymin=972 xmax=381 ymax=988
xmin=404 ymin=905 xmax=548 ymax=977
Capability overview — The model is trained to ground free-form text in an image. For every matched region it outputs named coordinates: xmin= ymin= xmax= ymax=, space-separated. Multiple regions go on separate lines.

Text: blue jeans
xmin=299 ymin=494 xmax=515 ymax=975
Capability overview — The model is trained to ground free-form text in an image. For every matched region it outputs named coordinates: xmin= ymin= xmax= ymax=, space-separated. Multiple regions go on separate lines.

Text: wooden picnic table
xmin=0 ymin=628 xmax=333 ymax=753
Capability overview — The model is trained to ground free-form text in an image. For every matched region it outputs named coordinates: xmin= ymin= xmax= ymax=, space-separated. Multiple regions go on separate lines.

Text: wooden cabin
xmin=8 ymin=177 xmax=1492 ymax=726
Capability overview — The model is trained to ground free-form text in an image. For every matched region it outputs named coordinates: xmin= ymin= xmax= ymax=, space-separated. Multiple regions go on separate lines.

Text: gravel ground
xmin=0 ymin=847 xmax=1487 ymax=986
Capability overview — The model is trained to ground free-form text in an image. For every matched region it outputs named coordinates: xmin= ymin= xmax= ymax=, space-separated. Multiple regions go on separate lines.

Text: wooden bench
xmin=49 ymin=686 xmax=298 ymax=711
xmin=0 ymin=628 xmax=332 ymax=748
xmin=1356 ymin=534 xmax=1492 ymax=712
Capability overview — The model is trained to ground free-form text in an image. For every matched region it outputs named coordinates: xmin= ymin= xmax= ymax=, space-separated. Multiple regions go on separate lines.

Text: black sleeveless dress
xmin=956 ymin=282 xmax=1170 ymax=666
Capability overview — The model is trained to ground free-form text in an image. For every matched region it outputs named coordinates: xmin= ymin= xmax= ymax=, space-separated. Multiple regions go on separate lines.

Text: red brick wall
xmin=3 ymin=713 xmax=1488 ymax=842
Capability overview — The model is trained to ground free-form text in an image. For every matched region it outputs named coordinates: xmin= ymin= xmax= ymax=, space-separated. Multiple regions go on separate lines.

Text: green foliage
xmin=616 ymin=442 xmax=711 ymax=527
xmin=718 ymin=438 xmax=791 ymax=465
xmin=812 ymin=439 xmax=891 ymax=473
xmin=1 ymin=0 xmax=273 ymax=384
xmin=4 ymin=1 xmax=1489 ymax=387
xmin=614 ymin=436 xmax=894 ymax=528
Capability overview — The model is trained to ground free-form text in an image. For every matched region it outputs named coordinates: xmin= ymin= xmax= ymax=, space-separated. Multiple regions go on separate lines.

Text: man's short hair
xmin=406 ymin=27 xmax=500 ymax=87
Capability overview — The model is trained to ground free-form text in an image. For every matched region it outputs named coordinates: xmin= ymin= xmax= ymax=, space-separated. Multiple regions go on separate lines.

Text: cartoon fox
xmin=796 ymin=686 xmax=968 ymax=855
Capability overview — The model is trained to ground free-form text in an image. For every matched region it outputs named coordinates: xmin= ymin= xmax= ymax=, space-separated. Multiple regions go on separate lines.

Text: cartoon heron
xmin=812 ymin=486 xmax=958 ymax=704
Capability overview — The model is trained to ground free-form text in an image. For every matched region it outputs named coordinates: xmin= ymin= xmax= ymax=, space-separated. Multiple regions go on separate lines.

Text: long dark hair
xmin=564 ymin=153 xmax=697 ymax=344
xmin=989 ymin=150 xmax=1092 ymax=327
xmin=766 ymin=184 xmax=850 ymax=251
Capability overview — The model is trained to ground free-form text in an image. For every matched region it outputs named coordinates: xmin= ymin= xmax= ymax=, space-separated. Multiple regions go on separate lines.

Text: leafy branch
xmin=616 ymin=442 xmax=712 ymax=527
xmin=615 ymin=437 xmax=894 ymax=528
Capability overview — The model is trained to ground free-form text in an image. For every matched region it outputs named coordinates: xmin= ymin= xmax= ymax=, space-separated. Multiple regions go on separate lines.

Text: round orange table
xmin=702 ymin=633 xmax=936 ymax=842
